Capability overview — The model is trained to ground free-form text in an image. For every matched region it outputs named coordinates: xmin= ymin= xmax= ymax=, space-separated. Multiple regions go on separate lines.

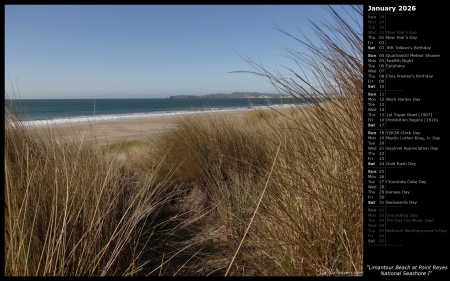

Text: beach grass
xmin=4 ymin=111 xmax=184 ymax=276
xmin=145 ymin=95 xmax=362 ymax=275
xmin=4 ymin=5 xmax=362 ymax=276
xmin=101 ymin=139 xmax=143 ymax=153
xmin=5 ymin=96 xmax=362 ymax=276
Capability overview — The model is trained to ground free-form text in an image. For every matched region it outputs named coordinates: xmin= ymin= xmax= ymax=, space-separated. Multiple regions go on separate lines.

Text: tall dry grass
xmin=4 ymin=107 xmax=182 ymax=276
xmin=229 ymin=6 xmax=363 ymax=275
xmin=150 ymin=100 xmax=362 ymax=276
xmin=149 ymin=5 xmax=363 ymax=276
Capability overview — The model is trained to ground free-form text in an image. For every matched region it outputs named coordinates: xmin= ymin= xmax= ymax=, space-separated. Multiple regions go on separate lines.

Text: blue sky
xmin=5 ymin=5 xmax=362 ymax=99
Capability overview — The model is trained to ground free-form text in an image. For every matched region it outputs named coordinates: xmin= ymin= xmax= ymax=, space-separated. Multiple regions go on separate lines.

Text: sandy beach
xmin=45 ymin=109 xmax=250 ymax=145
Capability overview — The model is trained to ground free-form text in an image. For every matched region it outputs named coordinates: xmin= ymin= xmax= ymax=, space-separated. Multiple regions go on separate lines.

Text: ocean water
xmin=5 ymin=98 xmax=306 ymax=127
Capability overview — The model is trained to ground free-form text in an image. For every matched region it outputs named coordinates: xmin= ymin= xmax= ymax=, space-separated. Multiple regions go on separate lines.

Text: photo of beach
xmin=5 ymin=5 xmax=363 ymax=276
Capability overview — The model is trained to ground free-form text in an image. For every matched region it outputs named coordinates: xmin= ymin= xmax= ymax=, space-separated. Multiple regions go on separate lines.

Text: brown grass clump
xmin=150 ymin=96 xmax=362 ymax=276
xmin=4 ymin=109 xmax=181 ymax=276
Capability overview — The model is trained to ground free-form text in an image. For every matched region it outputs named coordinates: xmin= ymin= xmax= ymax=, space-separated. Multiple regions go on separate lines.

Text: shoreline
xmin=37 ymin=108 xmax=261 ymax=145
xmin=14 ymin=103 xmax=300 ymax=128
